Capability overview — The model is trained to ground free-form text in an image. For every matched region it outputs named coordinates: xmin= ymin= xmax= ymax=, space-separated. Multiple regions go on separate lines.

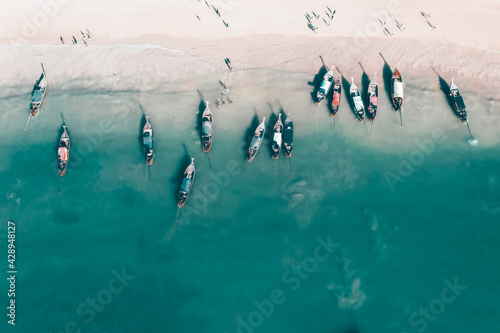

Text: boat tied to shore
xmin=201 ymin=102 xmax=213 ymax=152
xmin=57 ymin=125 xmax=70 ymax=194
xmin=349 ymin=78 xmax=365 ymax=122
xmin=25 ymin=64 xmax=47 ymax=129
xmin=316 ymin=65 xmax=334 ymax=105
xmin=367 ymin=72 xmax=378 ymax=121
xmin=142 ymin=116 xmax=154 ymax=165
xmin=283 ymin=111 xmax=294 ymax=158
xmin=391 ymin=68 xmax=404 ymax=126
xmin=331 ymin=75 xmax=342 ymax=117
xmin=248 ymin=117 xmax=265 ymax=162
xmin=449 ymin=78 xmax=468 ymax=124
xmin=177 ymin=158 xmax=195 ymax=211
xmin=271 ymin=114 xmax=283 ymax=160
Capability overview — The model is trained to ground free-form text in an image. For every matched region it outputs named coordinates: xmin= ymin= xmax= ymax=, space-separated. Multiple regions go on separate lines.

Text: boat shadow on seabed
xmin=359 ymin=62 xmax=370 ymax=107
xmin=196 ymin=90 xmax=206 ymax=146
xmin=138 ymin=105 xmax=147 ymax=160
xmin=379 ymin=52 xmax=394 ymax=105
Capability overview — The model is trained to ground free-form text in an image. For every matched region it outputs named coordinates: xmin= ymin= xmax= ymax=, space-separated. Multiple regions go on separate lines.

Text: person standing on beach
xmin=225 ymin=58 xmax=233 ymax=71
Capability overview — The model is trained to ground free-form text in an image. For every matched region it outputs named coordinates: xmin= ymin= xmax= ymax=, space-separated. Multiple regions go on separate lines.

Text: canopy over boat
xmin=271 ymin=114 xmax=283 ymax=159
xmin=331 ymin=76 xmax=342 ymax=116
xmin=391 ymin=68 xmax=404 ymax=112
xmin=316 ymin=66 xmax=334 ymax=104
xmin=350 ymin=79 xmax=365 ymax=121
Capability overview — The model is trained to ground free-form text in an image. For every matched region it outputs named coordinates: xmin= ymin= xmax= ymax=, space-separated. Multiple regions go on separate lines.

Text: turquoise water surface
xmin=1 ymin=67 xmax=499 ymax=333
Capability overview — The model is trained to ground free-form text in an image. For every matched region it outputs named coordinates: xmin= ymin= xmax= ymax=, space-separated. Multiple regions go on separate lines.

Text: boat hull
xmin=142 ymin=117 xmax=154 ymax=165
xmin=57 ymin=126 xmax=70 ymax=177
xmin=177 ymin=161 xmax=195 ymax=208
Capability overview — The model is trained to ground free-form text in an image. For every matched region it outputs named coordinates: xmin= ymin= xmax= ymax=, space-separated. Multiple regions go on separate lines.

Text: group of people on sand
xmin=306 ymin=6 xmax=335 ymax=32
xmin=196 ymin=0 xmax=230 ymax=28
xmin=421 ymin=11 xmax=438 ymax=30
xmin=60 ymin=29 xmax=92 ymax=47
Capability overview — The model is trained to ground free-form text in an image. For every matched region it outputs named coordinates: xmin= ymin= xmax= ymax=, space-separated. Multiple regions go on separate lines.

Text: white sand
xmin=0 ymin=0 xmax=499 ymax=146
xmin=1 ymin=0 xmax=499 ymax=49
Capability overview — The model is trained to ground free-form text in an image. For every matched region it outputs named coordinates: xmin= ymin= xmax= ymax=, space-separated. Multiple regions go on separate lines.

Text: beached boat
xmin=391 ymin=68 xmax=403 ymax=111
xmin=30 ymin=64 xmax=47 ymax=118
xmin=248 ymin=118 xmax=265 ymax=162
xmin=201 ymin=102 xmax=213 ymax=152
xmin=449 ymin=78 xmax=468 ymax=124
xmin=330 ymin=75 xmax=342 ymax=116
xmin=283 ymin=111 xmax=294 ymax=158
xmin=177 ymin=158 xmax=195 ymax=208
xmin=271 ymin=114 xmax=283 ymax=159
xmin=349 ymin=78 xmax=365 ymax=122
xmin=366 ymin=73 xmax=378 ymax=121
xmin=142 ymin=116 xmax=154 ymax=165
xmin=316 ymin=66 xmax=334 ymax=105
xmin=57 ymin=125 xmax=70 ymax=177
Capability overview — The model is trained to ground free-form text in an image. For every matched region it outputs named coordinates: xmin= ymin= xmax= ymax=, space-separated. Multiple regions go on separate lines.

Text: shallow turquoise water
xmin=1 ymin=72 xmax=500 ymax=333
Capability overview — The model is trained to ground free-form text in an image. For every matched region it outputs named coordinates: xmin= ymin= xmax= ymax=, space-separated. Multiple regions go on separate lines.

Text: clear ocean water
xmin=1 ymin=65 xmax=499 ymax=333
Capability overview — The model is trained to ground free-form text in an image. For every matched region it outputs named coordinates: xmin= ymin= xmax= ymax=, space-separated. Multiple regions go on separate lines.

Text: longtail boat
xmin=201 ymin=102 xmax=213 ymax=152
xmin=349 ymin=78 xmax=365 ymax=122
xmin=331 ymin=75 xmax=342 ymax=116
xmin=25 ymin=64 xmax=47 ymax=129
xmin=366 ymin=72 xmax=378 ymax=121
xmin=283 ymin=111 xmax=294 ymax=158
xmin=449 ymin=78 xmax=468 ymax=124
xmin=248 ymin=117 xmax=265 ymax=162
xmin=142 ymin=116 xmax=154 ymax=165
xmin=57 ymin=125 xmax=70 ymax=194
xmin=271 ymin=114 xmax=283 ymax=159
xmin=391 ymin=68 xmax=404 ymax=126
xmin=316 ymin=65 xmax=334 ymax=105
xmin=177 ymin=158 xmax=195 ymax=209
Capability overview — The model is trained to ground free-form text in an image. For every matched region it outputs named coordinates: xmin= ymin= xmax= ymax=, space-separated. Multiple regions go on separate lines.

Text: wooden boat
xmin=349 ymin=78 xmax=365 ymax=122
xmin=142 ymin=116 xmax=154 ymax=165
xmin=283 ymin=111 xmax=294 ymax=158
xmin=449 ymin=78 xmax=468 ymax=124
xmin=366 ymin=72 xmax=378 ymax=121
xmin=391 ymin=68 xmax=403 ymax=111
xmin=330 ymin=75 xmax=342 ymax=116
xmin=57 ymin=125 xmax=70 ymax=176
xmin=271 ymin=114 xmax=283 ymax=159
xmin=248 ymin=117 xmax=265 ymax=162
xmin=316 ymin=65 xmax=334 ymax=105
xmin=177 ymin=158 xmax=195 ymax=208
xmin=30 ymin=64 xmax=47 ymax=118
xmin=201 ymin=101 xmax=213 ymax=152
